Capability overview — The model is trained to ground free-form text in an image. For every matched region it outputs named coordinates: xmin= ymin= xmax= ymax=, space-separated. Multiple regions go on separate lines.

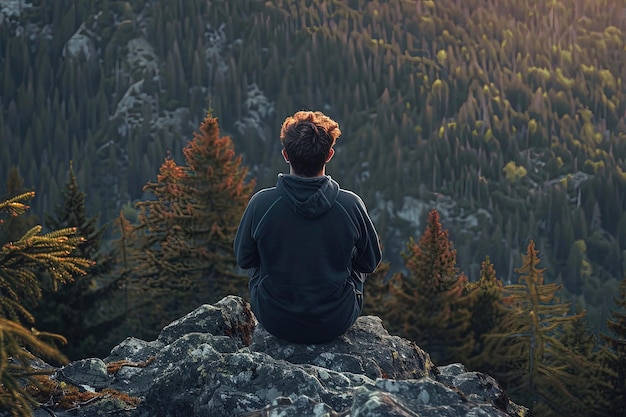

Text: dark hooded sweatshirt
xmin=234 ymin=174 xmax=382 ymax=343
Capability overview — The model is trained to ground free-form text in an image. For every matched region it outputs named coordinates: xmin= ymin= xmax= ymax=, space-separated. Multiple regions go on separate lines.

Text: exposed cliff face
xmin=32 ymin=296 xmax=529 ymax=417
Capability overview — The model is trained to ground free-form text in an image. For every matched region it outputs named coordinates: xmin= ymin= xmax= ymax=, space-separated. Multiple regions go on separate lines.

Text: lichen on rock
xmin=31 ymin=296 xmax=529 ymax=417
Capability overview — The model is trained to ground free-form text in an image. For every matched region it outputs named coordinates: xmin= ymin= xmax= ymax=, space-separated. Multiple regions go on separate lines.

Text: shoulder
xmin=246 ymin=187 xmax=284 ymax=214
xmin=249 ymin=187 xmax=279 ymax=204
xmin=335 ymin=189 xmax=371 ymax=220
xmin=337 ymin=188 xmax=366 ymax=207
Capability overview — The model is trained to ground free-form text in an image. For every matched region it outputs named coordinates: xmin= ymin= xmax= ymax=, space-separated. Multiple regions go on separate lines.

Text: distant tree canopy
xmin=1 ymin=0 xmax=624 ymax=332
xmin=2 ymin=3 xmax=626 ymax=415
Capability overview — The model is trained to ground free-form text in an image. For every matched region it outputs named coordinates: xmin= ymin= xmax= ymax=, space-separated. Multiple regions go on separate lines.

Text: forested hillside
xmin=2 ymin=0 xmax=625 ymax=332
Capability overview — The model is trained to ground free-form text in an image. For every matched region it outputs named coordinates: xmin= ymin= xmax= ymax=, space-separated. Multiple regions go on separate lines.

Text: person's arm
xmin=352 ymin=198 xmax=382 ymax=274
xmin=234 ymin=203 xmax=259 ymax=269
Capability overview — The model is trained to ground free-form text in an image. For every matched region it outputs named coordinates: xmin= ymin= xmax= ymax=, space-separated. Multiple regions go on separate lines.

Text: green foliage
xmin=386 ymin=209 xmax=472 ymax=365
xmin=43 ymin=162 xmax=108 ymax=261
xmin=565 ymin=239 xmax=592 ymax=294
xmin=0 ymin=319 xmax=67 ymax=417
xmin=0 ymin=8 xmax=625 ymax=415
xmin=464 ymin=256 xmax=507 ymax=371
xmin=125 ymin=112 xmax=255 ymax=339
xmin=362 ymin=260 xmax=391 ymax=319
xmin=33 ymin=162 xmax=122 ymax=359
xmin=480 ymin=240 xmax=591 ymax=416
xmin=105 ymin=210 xmax=142 ymax=346
xmin=1 ymin=227 xmax=91 ymax=322
xmin=0 ymin=192 xmax=91 ymax=417
xmin=0 ymin=168 xmax=38 ymax=245
xmin=2 ymin=0 xmax=625 ymax=337
xmin=601 ymin=275 xmax=626 ymax=416
xmin=559 ymin=306 xmax=615 ymax=417
xmin=401 ymin=209 xmax=461 ymax=295
xmin=605 ymin=274 xmax=626 ymax=344
xmin=502 ymin=161 xmax=528 ymax=181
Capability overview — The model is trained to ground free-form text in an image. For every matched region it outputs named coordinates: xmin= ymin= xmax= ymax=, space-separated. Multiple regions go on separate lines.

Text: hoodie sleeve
xmin=234 ymin=202 xmax=259 ymax=269
xmin=352 ymin=196 xmax=382 ymax=274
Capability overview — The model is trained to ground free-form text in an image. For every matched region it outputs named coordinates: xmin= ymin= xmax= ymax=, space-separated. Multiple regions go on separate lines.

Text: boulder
xmin=31 ymin=296 xmax=529 ymax=417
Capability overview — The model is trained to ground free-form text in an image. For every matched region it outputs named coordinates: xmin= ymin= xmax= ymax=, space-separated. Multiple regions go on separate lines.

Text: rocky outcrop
xmin=33 ymin=296 xmax=529 ymax=417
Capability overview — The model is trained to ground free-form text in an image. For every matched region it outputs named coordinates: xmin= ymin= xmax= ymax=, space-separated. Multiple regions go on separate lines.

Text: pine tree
xmin=480 ymin=240 xmax=590 ymax=416
xmin=362 ymin=260 xmax=391 ymax=319
xmin=602 ymin=275 xmax=626 ymax=417
xmin=0 ymin=192 xmax=91 ymax=416
xmin=465 ymin=256 xmax=507 ymax=371
xmin=128 ymin=111 xmax=255 ymax=338
xmin=34 ymin=162 xmax=121 ymax=359
xmin=402 ymin=209 xmax=461 ymax=295
xmin=43 ymin=162 xmax=108 ymax=264
xmin=0 ymin=168 xmax=38 ymax=244
xmin=386 ymin=209 xmax=472 ymax=365
xmin=560 ymin=306 xmax=614 ymax=417
xmin=103 ymin=211 xmax=144 ymax=349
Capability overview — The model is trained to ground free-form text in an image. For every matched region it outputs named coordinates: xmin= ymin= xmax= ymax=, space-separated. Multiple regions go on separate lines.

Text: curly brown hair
xmin=280 ymin=111 xmax=342 ymax=177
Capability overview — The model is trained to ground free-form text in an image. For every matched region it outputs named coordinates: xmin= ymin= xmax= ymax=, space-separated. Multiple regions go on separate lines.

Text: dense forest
xmin=3 ymin=132 xmax=626 ymax=416
xmin=2 ymin=0 xmax=625 ymax=332
xmin=1 ymin=0 xmax=626 ymax=415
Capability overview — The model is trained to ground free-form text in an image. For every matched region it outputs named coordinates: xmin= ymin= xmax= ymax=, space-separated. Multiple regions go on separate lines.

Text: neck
xmin=290 ymin=166 xmax=325 ymax=177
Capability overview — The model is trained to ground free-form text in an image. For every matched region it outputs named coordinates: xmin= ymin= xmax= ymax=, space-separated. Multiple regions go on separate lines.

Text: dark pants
xmin=253 ymin=270 xmax=367 ymax=344
xmin=349 ymin=270 xmax=366 ymax=323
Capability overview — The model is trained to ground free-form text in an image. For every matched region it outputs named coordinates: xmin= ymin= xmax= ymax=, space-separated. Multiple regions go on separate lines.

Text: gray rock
xmin=250 ymin=315 xmax=436 ymax=380
xmin=437 ymin=363 xmax=527 ymax=416
xmin=57 ymin=358 xmax=110 ymax=390
xmin=30 ymin=296 xmax=529 ymax=417
xmin=156 ymin=295 xmax=256 ymax=347
xmin=105 ymin=336 xmax=164 ymax=364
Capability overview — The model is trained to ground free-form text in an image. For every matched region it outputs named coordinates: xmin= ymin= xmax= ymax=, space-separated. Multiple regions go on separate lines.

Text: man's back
xmin=234 ymin=174 xmax=381 ymax=343
xmin=234 ymin=110 xmax=381 ymax=343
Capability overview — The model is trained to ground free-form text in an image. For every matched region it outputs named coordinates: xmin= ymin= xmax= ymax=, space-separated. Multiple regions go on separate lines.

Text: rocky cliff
xmin=30 ymin=296 xmax=529 ymax=417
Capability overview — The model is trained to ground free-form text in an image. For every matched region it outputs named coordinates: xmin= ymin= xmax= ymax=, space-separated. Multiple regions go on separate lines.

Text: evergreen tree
xmin=560 ymin=306 xmax=614 ymax=417
xmin=43 ymin=162 xmax=108 ymax=263
xmin=0 ymin=168 xmax=38 ymax=244
xmin=465 ymin=256 xmax=508 ymax=371
xmin=402 ymin=209 xmax=461 ymax=295
xmin=0 ymin=192 xmax=91 ymax=416
xmin=33 ymin=162 xmax=121 ymax=359
xmin=386 ymin=209 xmax=472 ymax=364
xmin=103 ymin=210 xmax=144 ymax=349
xmin=480 ymin=240 xmax=590 ymax=416
xmin=362 ymin=260 xmax=391 ymax=319
xmin=602 ymin=275 xmax=626 ymax=417
xmin=128 ymin=111 xmax=255 ymax=338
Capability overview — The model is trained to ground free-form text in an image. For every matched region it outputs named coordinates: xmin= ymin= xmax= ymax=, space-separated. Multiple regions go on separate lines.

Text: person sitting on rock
xmin=234 ymin=110 xmax=382 ymax=344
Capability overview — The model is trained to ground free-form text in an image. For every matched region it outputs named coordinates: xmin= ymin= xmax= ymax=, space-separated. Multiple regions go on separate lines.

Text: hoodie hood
xmin=276 ymin=174 xmax=340 ymax=218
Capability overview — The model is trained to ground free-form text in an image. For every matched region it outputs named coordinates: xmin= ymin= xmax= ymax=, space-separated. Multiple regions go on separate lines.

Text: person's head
xmin=280 ymin=110 xmax=341 ymax=177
